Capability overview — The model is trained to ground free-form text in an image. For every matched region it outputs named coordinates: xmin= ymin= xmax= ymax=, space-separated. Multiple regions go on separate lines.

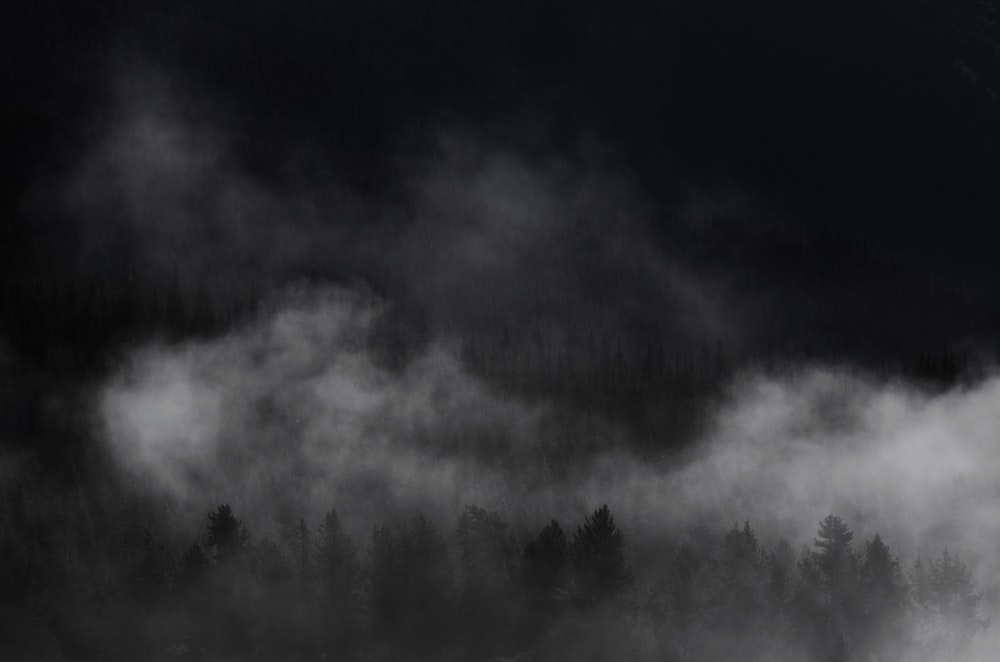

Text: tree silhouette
xmin=251 ymin=537 xmax=292 ymax=584
xmin=368 ymin=525 xmax=401 ymax=630
xmin=131 ymin=529 xmax=170 ymax=605
xmin=812 ymin=515 xmax=856 ymax=592
xmin=858 ymin=533 xmax=907 ymax=660
xmin=368 ymin=514 xmax=452 ymax=649
xmin=523 ymin=519 xmax=569 ymax=605
xmin=288 ymin=517 xmax=311 ymax=590
xmin=313 ymin=507 xmax=359 ymax=644
xmin=713 ymin=521 xmax=766 ymax=639
xmin=398 ymin=514 xmax=453 ymax=642
xmin=206 ymin=504 xmax=251 ymax=563
xmin=569 ymin=505 xmax=633 ymax=606
xmin=807 ymin=515 xmax=861 ymax=657
xmin=456 ymin=505 xmax=518 ymax=591
xmin=454 ymin=505 xmax=520 ymax=655
xmin=181 ymin=542 xmax=209 ymax=583
xmin=908 ymin=557 xmax=930 ymax=611
xmin=917 ymin=549 xmax=986 ymax=655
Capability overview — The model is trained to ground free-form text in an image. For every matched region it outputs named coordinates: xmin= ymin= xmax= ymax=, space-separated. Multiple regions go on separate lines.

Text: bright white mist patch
xmin=103 ymin=354 xmax=223 ymax=488
xmin=99 ymin=285 xmax=1000 ymax=628
xmin=98 ymin=286 xmax=547 ymax=536
xmin=573 ymin=368 xmax=1000 ymax=608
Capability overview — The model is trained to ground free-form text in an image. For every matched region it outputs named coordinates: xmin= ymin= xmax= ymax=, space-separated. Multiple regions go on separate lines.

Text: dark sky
xmin=9 ymin=8 xmax=1000 ymax=661
xmin=3 ymin=0 xmax=1000 ymax=371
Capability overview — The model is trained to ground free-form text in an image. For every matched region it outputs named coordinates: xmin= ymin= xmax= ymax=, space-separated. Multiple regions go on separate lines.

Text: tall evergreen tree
xmin=398 ymin=514 xmax=453 ymax=625
xmin=812 ymin=515 xmax=856 ymax=592
xmin=809 ymin=515 xmax=861 ymax=656
xmin=313 ymin=509 xmax=359 ymax=611
xmin=454 ymin=505 xmax=519 ymax=655
xmin=569 ymin=505 xmax=633 ymax=606
xmin=251 ymin=537 xmax=292 ymax=585
xmin=368 ymin=526 xmax=401 ymax=630
xmin=455 ymin=505 xmax=517 ymax=591
xmin=922 ymin=549 xmax=985 ymax=654
xmin=181 ymin=542 xmax=209 ymax=584
xmin=205 ymin=504 xmax=251 ymax=563
xmin=131 ymin=529 xmax=170 ymax=605
xmin=368 ymin=514 xmax=452 ymax=649
xmin=713 ymin=521 xmax=766 ymax=638
xmin=907 ymin=557 xmax=931 ymax=612
xmin=858 ymin=533 xmax=907 ymax=660
xmin=523 ymin=519 xmax=569 ymax=604
xmin=288 ymin=517 xmax=311 ymax=590
xmin=312 ymin=509 xmax=358 ymax=648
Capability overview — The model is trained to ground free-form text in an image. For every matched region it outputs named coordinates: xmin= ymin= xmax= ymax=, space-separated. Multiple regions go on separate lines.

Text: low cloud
xmin=99 ymin=286 xmax=553 ymax=538
xmin=586 ymin=370 xmax=1000 ymax=569
xmin=59 ymin=70 xmax=740 ymax=352
xmin=100 ymin=284 xmax=1000 ymax=608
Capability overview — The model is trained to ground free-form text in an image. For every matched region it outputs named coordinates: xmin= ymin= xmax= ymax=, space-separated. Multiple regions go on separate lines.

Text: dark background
xmin=2 ymin=2 xmax=1000 ymax=660
xmin=3 ymin=0 xmax=1000 ymax=380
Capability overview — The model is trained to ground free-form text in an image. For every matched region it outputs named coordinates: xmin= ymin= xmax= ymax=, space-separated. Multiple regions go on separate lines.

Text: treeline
xmin=0 ymin=497 xmax=986 ymax=661
xmin=0 ymin=270 xmax=235 ymax=374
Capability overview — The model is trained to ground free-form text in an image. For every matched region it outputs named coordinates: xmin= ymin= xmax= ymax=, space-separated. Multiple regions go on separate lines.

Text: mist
xmin=5 ymin=2 xmax=1000 ymax=660
xmin=99 ymin=279 xmax=1000 ymax=592
xmin=87 ymin=277 xmax=1000 ymax=659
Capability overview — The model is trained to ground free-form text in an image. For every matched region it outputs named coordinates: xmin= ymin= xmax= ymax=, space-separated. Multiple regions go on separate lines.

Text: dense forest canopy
xmin=2 ymin=0 xmax=1000 ymax=660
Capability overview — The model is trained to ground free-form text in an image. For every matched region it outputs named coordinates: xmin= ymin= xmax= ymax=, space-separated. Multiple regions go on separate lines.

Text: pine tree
xmin=858 ymin=533 xmax=907 ymax=660
xmin=206 ymin=504 xmax=251 ymax=563
xmin=368 ymin=514 xmax=453 ymax=649
xmin=251 ymin=538 xmax=292 ymax=585
xmin=454 ymin=506 xmax=519 ymax=654
xmin=810 ymin=515 xmax=861 ymax=656
xmin=722 ymin=520 xmax=761 ymax=570
xmin=288 ymin=517 xmax=311 ymax=590
xmin=313 ymin=509 xmax=359 ymax=611
xmin=926 ymin=549 xmax=985 ymax=650
xmin=812 ymin=515 xmax=856 ymax=592
xmin=766 ymin=538 xmax=796 ymax=609
xmin=714 ymin=521 xmax=765 ymax=636
xmin=569 ymin=505 xmax=633 ymax=606
xmin=908 ymin=557 xmax=930 ymax=610
xmin=861 ymin=534 xmax=900 ymax=596
xmin=456 ymin=505 xmax=517 ymax=591
xmin=181 ymin=542 xmax=209 ymax=583
xmin=523 ymin=519 xmax=568 ymax=603
xmin=368 ymin=526 xmax=401 ymax=630
xmin=132 ymin=529 xmax=170 ymax=605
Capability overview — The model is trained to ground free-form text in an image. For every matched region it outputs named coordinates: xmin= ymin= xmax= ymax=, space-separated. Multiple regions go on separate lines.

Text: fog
xmin=100 ymin=281 xmax=1000 ymax=603
xmin=99 ymin=285 xmax=550 ymax=538
xmin=6 ymin=5 xmax=1000 ymax=656
xmin=58 ymin=69 xmax=743 ymax=353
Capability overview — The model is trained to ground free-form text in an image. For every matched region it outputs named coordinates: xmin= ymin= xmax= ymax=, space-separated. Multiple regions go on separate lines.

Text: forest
xmin=5 ymin=0 xmax=1000 ymax=660
xmin=0 ymin=492 xmax=988 ymax=661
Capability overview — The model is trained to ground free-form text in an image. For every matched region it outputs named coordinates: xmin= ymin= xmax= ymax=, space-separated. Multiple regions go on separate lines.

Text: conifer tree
xmin=812 ymin=515 xmax=856 ymax=592
xmin=313 ymin=509 xmax=359 ymax=611
xmin=454 ymin=505 xmax=519 ymax=654
xmin=206 ymin=504 xmax=251 ymax=563
xmin=809 ymin=515 xmax=861 ymax=656
xmin=523 ymin=519 xmax=568 ymax=602
xmin=181 ymin=542 xmax=209 ymax=583
xmin=715 ymin=521 xmax=766 ymax=636
xmin=569 ymin=505 xmax=633 ymax=606
xmin=924 ymin=549 xmax=985 ymax=652
xmin=288 ymin=517 xmax=311 ymax=590
xmin=251 ymin=537 xmax=292 ymax=585
xmin=858 ymin=533 xmax=907 ymax=660
xmin=132 ymin=529 xmax=170 ymax=605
